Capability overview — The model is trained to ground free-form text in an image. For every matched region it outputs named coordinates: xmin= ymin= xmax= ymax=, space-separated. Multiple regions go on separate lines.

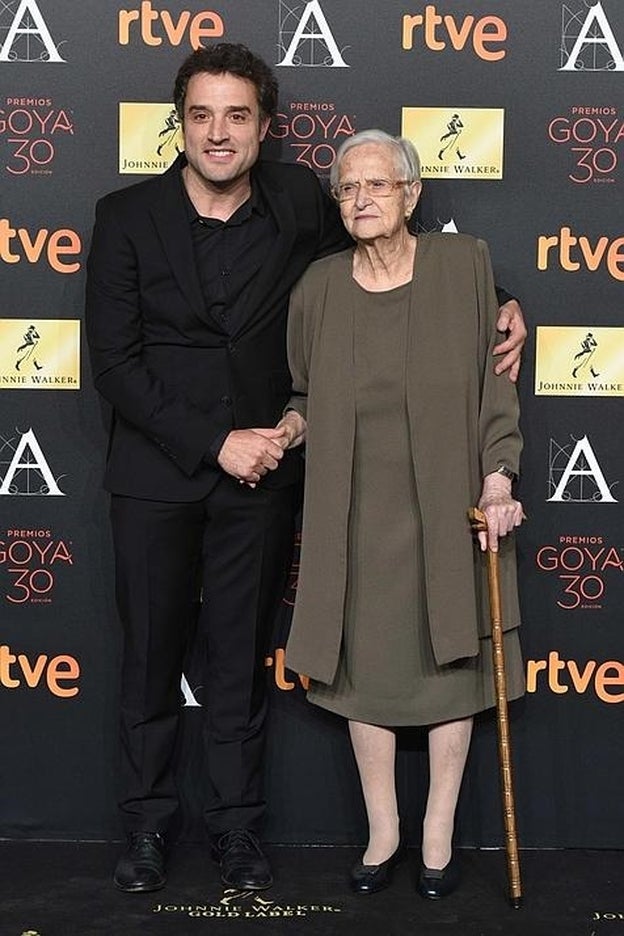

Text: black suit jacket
xmin=86 ymin=155 xmax=348 ymax=501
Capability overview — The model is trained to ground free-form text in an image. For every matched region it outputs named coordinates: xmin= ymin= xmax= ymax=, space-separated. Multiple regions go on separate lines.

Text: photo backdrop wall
xmin=1 ymin=0 xmax=623 ymax=848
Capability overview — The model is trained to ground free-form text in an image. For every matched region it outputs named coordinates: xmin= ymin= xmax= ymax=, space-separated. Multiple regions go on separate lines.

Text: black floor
xmin=1 ymin=843 xmax=623 ymax=936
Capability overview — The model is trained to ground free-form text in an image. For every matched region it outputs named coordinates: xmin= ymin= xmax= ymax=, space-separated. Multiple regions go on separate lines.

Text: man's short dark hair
xmin=174 ymin=43 xmax=279 ymax=121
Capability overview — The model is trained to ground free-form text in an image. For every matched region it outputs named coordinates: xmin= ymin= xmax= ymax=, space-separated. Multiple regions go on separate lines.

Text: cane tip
xmin=509 ymin=896 xmax=523 ymax=910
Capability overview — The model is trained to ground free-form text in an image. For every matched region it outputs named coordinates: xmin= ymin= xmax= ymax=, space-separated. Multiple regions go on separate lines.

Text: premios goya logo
xmin=0 ymin=528 xmax=73 ymax=605
xmin=0 ymin=0 xmax=66 ymax=63
xmin=276 ymin=0 xmax=349 ymax=68
xmin=401 ymin=107 xmax=504 ymax=179
xmin=118 ymin=2 xmax=224 ymax=48
xmin=1 ymin=96 xmax=74 ymax=176
xmin=119 ymin=103 xmax=183 ymax=174
xmin=0 ymin=319 xmax=80 ymax=389
xmin=535 ymin=326 xmax=624 ymax=396
xmin=560 ymin=1 xmax=624 ymax=72
xmin=536 ymin=534 xmax=623 ymax=611
xmin=547 ymin=106 xmax=623 ymax=185
xmin=269 ymin=101 xmax=356 ymax=177
xmin=401 ymin=4 xmax=507 ymax=60
xmin=0 ymin=427 xmax=66 ymax=496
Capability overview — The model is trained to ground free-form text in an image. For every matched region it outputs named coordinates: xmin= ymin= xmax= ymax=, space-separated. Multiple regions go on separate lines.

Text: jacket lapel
xmin=235 ymin=166 xmax=298 ymax=335
xmin=148 ymin=155 xmax=219 ymax=328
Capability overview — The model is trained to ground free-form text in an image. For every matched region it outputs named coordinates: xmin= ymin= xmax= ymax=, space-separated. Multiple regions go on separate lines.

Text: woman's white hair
xmin=330 ymin=129 xmax=421 ymax=190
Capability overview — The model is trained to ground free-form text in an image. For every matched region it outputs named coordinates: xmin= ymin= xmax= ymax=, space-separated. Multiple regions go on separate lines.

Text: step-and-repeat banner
xmin=1 ymin=0 xmax=623 ymax=847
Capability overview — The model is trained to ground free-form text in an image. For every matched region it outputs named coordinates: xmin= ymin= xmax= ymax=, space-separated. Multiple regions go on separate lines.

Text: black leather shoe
xmin=417 ymin=854 xmax=460 ymax=900
xmin=212 ymin=829 xmax=273 ymax=890
xmin=113 ymin=831 xmax=166 ymax=893
xmin=350 ymin=845 xmax=404 ymax=895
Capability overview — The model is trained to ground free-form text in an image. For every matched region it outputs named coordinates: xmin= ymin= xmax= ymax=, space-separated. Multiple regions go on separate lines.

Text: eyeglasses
xmin=331 ymin=178 xmax=409 ymax=203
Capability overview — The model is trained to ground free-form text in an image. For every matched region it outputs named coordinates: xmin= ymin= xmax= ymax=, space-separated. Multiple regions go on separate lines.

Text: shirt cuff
xmin=205 ymin=429 xmax=230 ymax=468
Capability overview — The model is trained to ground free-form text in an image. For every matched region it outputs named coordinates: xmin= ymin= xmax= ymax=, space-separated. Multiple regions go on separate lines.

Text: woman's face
xmin=336 ymin=143 xmax=421 ymax=243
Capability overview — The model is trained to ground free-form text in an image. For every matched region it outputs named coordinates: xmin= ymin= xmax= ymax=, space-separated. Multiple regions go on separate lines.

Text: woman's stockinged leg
xmin=423 ymin=716 xmax=473 ymax=869
xmin=349 ymin=720 xmax=400 ymax=865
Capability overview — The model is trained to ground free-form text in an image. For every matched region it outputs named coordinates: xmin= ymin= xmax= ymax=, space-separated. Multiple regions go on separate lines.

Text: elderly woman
xmin=278 ymin=130 xmax=525 ymax=899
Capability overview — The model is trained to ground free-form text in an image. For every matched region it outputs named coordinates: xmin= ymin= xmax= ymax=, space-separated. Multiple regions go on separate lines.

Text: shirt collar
xmin=179 ymin=165 xmax=266 ymax=228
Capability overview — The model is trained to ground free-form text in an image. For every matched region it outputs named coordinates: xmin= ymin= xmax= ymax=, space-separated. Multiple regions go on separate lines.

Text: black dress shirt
xmin=182 ymin=178 xmax=277 ymax=337
xmin=181 ymin=178 xmax=280 ymax=463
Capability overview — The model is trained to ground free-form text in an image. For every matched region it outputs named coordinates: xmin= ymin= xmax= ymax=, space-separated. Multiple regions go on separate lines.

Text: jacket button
xmin=220 ymin=395 xmax=232 ymax=406
xmin=227 ymin=342 xmax=236 ymax=352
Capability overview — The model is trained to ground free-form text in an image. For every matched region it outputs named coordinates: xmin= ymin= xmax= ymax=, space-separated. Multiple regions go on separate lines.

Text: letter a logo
xmin=0 ymin=0 xmax=66 ymax=63
xmin=180 ymin=673 xmax=201 ymax=707
xmin=0 ymin=428 xmax=65 ymax=495
xmin=547 ymin=435 xmax=617 ymax=503
xmin=560 ymin=1 xmax=624 ymax=72
xmin=277 ymin=0 xmax=349 ymax=67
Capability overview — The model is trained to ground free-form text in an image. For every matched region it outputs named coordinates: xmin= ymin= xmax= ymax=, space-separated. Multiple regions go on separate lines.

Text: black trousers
xmin=110 ymin=477 xmax=298 ymax=837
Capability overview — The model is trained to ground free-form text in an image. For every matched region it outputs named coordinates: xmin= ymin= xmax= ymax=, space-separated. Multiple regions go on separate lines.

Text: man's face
xmin=182 ymin=71 xmax=270 ymax=190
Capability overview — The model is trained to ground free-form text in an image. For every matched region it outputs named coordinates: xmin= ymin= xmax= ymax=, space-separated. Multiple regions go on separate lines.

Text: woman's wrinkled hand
xmin=274 ymin=410 xmax=307 ymax=450
xmin=477 ymin=471 xmax=525 ymax=552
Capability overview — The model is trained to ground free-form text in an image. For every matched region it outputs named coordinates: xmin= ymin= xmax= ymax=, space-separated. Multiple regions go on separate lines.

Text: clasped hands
xmin=217 ymin=411 xmax=306 ymax=486
xmin=477 ymin=471 xmax=525 ymax=553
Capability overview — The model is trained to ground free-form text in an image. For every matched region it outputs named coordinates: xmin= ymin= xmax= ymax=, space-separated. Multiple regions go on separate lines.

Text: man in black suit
xmin=86 ymin=43 xmax=526 ymax=895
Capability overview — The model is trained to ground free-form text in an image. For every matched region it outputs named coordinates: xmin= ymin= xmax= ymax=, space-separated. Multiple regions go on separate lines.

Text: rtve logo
xmin=537 ymin=227 xmax=624 ymax=281
xmin=0 ymin=218 xmax=81 ymax=273
xmin=118 ymin=1 xmax=224 ymax=48
xmin=0 ymin=645 xmax=80 ymax=698
xmin=527 ymin=652 xmax=624 ymax=704
xmin=401 ymin=4 xmax=507 ymax=61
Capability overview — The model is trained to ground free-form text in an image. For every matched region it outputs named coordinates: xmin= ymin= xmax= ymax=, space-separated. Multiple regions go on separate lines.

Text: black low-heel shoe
xmin=350 ymin=845 xmax=404 ymax=895
xmin=417 ymin=854 xmax=460 ymax=900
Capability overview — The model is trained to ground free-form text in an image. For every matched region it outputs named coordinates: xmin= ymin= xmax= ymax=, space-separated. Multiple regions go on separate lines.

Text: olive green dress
xmin=307 ymin=278 xmax=524 ymax=726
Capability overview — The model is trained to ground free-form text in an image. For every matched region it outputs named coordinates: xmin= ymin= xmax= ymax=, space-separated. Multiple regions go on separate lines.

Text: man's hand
xmin=493 ymin=298 xmax=527 ymax=383
xmin=477 ymin=472 xmax=524 ymax=552
xmin=217 ymin=428 xmax=285 ymax=485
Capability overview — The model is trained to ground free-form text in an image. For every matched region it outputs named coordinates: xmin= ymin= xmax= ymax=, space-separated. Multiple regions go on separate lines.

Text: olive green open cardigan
xmin=285 ymin=233 xmax=522 ymax=685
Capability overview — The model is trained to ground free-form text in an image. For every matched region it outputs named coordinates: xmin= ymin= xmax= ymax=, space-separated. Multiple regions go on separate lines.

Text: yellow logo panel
xmin=119 ymin=103 xmax=184 ymax=175
xmin=0 ymin=319 xmax=80 ymax=390
xmin=401 ymin=107 xmax=504 ymax=179
xmin=535 ymin=326 xmax=624 ymax=396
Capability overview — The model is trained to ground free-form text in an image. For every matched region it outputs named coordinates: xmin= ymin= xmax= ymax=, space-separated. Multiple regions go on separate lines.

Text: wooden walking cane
xmin=468 ymin=507 xmax=523 ymax=909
